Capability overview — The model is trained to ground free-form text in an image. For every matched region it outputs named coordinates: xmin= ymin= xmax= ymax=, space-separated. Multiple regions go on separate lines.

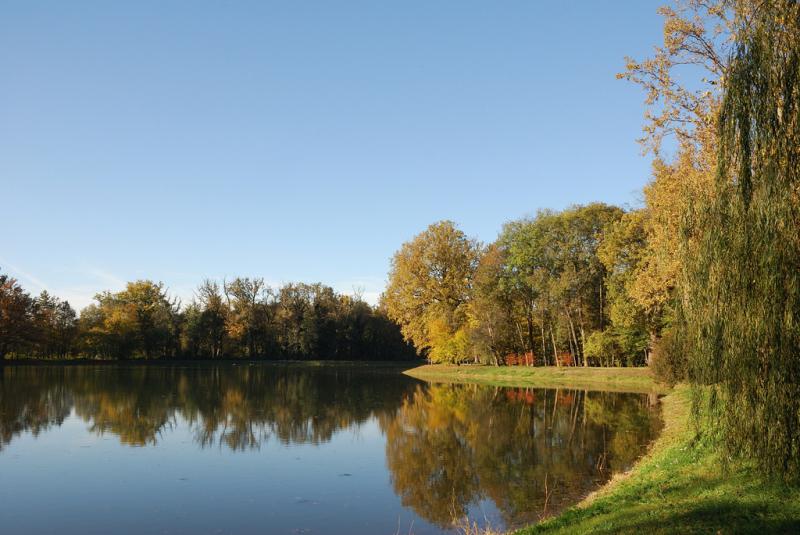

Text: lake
xmin=0 ymin=364 xmax=662 ymax=534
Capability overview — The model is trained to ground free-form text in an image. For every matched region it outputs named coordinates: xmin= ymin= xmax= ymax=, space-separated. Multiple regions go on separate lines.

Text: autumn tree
xmin=384 ymin=221 xmax=480 ymax=363
xmin=618 ymin=0 xmax=743 ymax=153
xmin=225 ymin=277 xmax=274 ymax=358
xmin=0 ymin=271 xmax=36 ymax=361
xmin=80 ymin=281 xmax=179 ymax=359
xmin=467 ymin=244 xmax=519 ymax=365
xmin=591 ymin=210 xmax=650 ymax=366
xmin=617 ymin=0 xmax=755 ymax=376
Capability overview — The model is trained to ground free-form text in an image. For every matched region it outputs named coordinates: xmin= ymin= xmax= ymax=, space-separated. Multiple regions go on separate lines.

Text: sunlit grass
xmin=517 ymin=386 xmax=800 ymax=534
xmin=408 ymin=368 xmax=800 ymax=533
xmin=404 ymin=364 xmax=669 ymax=394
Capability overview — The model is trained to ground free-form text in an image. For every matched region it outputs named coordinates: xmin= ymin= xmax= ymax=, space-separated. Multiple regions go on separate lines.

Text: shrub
xmin=649 ymin=327 xmax=687 ymax=385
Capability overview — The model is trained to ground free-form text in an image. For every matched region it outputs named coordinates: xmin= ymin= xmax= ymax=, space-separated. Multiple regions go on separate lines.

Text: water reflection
xmin=0 ymin=365 xmax=661 ymax=533
xmin=384 ymin=384 xmax=661 ymax=528
xmin=0 ymin=364 xmax=415 ymax=451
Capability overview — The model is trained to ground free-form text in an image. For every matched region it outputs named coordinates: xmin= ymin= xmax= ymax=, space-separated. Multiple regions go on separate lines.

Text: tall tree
xmin=384 ymin=221 xmax=480 ymax=363
xmin=618 ymin=0 xmax=739 ymax=153
xmin=196 ymin=280 xmax=228 ymax=358
xmin=0 ymin=272 xmax=36 ymax=361
xmin=500 ymin=204 xmax=622 ymax=366
xmin=33 ymin=291 xmax=77 ymax=359
xmin=80 ymin=281 xmax=179 ymax=359
xmin=592 ymin=210 xmax=650 ymax=366
xmin=225 ymin=277 xmax=274 ymax=358
xmin=618 ymin=0 xmax=750 ymax=376
xmin=468 ymin=244 xmax=519 ymax=365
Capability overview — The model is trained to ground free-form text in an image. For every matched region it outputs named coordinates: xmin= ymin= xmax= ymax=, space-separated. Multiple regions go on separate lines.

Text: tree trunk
xmin=566 ymin=330 xmax=575 ymax=361
xmin=526 ymin=310 xmax=536 ymax=367
xmin=566 ymin=312 xmax=580 ymax=367
xmin=599 ymin=283 xmax=604 ymax=331
xmin=515 ymin=322 xmax=526 ymax=355
xmin=484 ymin=313 xmax=500 ymax=366
xmin=540 ymin=318 xmax=548 ymax=366
xmin=550 ymin=327 xmax=560 ymax=368
xmin=577 ymin=308 xmax=588 ymax=367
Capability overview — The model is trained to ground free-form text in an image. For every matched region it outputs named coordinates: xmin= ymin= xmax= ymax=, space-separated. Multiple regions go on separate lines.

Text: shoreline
xmin=404 ymin=364 xmax=800 ymax=534
xmin=404 ymin=363 xmax=670 ymax=394
xmin=0 ymin=358 xmax=424 ymax=368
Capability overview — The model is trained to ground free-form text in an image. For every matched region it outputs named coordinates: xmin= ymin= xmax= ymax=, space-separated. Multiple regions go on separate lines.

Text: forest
xmin=383 ymin=205 xmax=651 ymax=368
xmin=0 ymin=275 xmax=414 ymax=361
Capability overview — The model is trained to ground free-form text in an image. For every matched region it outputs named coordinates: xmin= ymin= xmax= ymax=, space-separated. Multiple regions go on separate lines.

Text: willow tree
xmin=683 ymin=1 xmax=800 ymax=478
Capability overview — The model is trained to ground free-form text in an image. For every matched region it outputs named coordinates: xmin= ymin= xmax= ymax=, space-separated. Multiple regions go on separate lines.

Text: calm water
xmin=0 ymin=364 xmax=662 ymax=534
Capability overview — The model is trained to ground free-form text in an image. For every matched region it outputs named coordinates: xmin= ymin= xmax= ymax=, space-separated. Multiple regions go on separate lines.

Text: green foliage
xmin=597 ymin=211 xmax=653 ymax=343
xmin=584 ymin=330 xmax=624 ymax=367
xmin=386 ymin=206 xmax=660 ymax=368
xmin=0 ymin=270 xmax=415 ymax=361
xmin=493 ymin=203 xmax=624 ymax=365
xmin=468 ymin=244 xmax=519 ymax=365
xmin=681 ymin=2 xmax=800 ymax=478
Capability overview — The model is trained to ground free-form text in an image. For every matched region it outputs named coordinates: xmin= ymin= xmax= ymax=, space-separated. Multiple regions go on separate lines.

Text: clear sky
xmin=2 ymin=0 xmax=664 ymax=310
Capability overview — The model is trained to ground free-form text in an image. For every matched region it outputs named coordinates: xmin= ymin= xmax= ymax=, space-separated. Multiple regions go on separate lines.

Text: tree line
xmin=383 ymin=204 xmax=655 ymax=368
xmin=0 ymin=274 xmax=415 ymax=361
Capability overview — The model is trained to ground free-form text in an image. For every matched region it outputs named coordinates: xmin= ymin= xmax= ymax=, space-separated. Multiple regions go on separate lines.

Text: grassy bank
xmin=404 ymin=364 xmax=669 ymax=394
xmin=519 ymin=386 xmax=800 ymax=534
xmin=407 ymin=365 xmax=800 ymax=533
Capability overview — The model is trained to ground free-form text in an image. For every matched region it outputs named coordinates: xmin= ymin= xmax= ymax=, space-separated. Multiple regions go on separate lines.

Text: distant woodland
xmin=0 ymin=276 xmax=414 ymax=361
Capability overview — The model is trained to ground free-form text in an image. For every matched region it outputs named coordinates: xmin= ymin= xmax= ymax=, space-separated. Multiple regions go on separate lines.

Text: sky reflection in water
xmin=0 ymin=364 xmax=662 ymax=534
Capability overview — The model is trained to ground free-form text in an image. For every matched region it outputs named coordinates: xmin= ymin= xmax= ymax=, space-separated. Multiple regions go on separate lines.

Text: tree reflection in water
xmin=0 ymin=364 xmax=417 ymax=450
xmin=382 ymin=384 xmax=662 ymax=529
xmin=0 ymin=365 xmax=661 ymax=531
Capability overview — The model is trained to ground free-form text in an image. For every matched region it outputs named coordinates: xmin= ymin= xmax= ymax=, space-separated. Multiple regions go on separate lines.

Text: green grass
xmin=404 ymin=364 xmax=669 ymax=394
xmin=517 ymin=386 xmax=800 ymax=534
xmin=407 ymin=365 xmax=800 ymax=533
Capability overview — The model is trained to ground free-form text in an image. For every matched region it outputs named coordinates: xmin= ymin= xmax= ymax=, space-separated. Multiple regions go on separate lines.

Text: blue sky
xmin=2 ymin=1 xmax=663 ymax=309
